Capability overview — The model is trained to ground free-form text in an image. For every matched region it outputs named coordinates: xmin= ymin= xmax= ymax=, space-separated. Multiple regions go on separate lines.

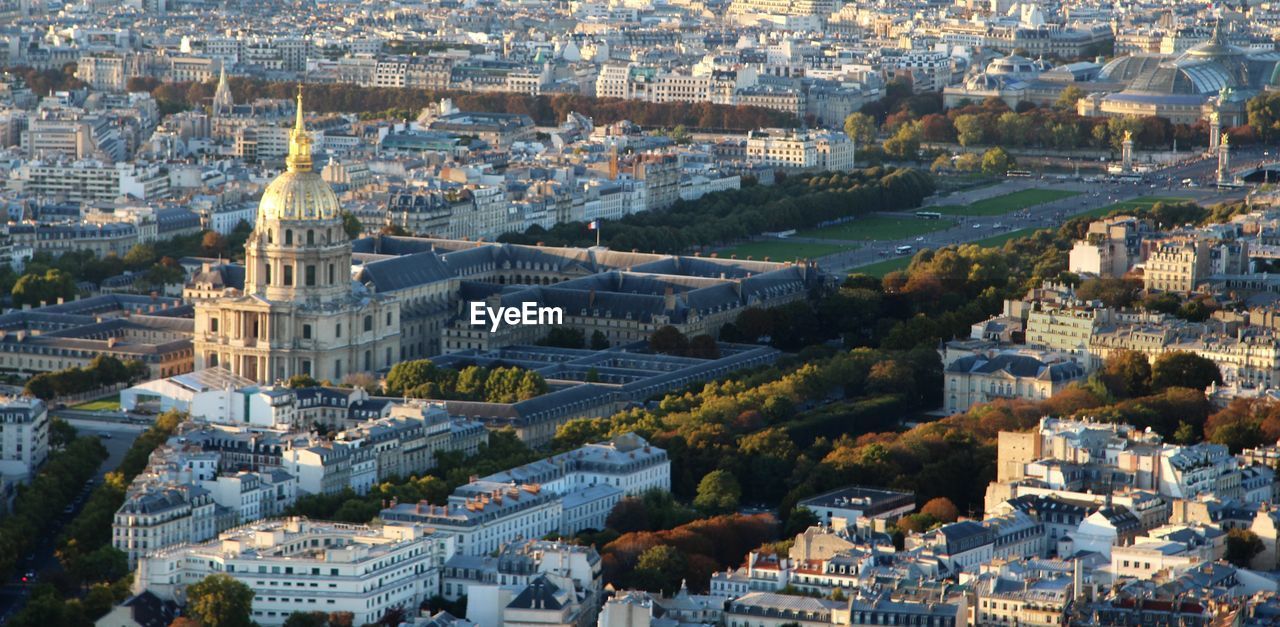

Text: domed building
xmin=942 ymin=53 xmax=1066 ymax=108
xmin=984 ymin=54 xmax=1051 ymax=82
xmin=1078 ymin=21 xmax=1280 ymax=124
xmin=189 ymin=90 xmax=400 ymax=383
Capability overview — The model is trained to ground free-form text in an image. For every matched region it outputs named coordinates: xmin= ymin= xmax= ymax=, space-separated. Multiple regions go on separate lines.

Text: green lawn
xmin=1074 ymin=196 xmax=1192 ymax=219
xmin=970 ymin=228 xmax=1040 ymax=248
xmin=850 ymin=195 xmax=1192 ymax=278
xmin=853 ymin=256 xmax=913 ymax=277
xmin=797 ymin=216 xmax=957 ymax=241
xmin=73 ymin=394 xmax=121 ymax=412
xmin=928 ymin=189 xmax=1082 ymax=216
xmin=851 ymin=229 xmax=1033 ymax=277
xmin=718 ymin=240 xmax=857 ymax=262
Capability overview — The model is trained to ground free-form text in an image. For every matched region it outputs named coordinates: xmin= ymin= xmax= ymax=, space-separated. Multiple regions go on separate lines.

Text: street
xmin=0 ymin=417 xmax=142 ymax=624
xmin=816 ymin=152 xmax=1255 ymax=275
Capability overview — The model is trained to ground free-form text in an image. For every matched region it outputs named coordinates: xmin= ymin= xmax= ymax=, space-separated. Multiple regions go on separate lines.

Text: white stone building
xmin=132 ymin=518 xmax=455 ymax=626
xmin=0 ymin=397 xmax=48 ymax=482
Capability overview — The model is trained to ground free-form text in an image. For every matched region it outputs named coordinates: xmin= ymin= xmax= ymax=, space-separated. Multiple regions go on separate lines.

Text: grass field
xmin=73 ymin=394 xmax=121 ymax=411
xmin=927 ymin=189 xmax=1082 ymax=216
xmin=797 ymin=216 xmax=957 ymax=241
xmin=719 ymin=240 xmax=857 ymax=262
xmin=971 ymin=228 xmax=1038 ymax=248
xmin=850 ymin=195 xmax=1192 ymax=277
xmin=854 ymin=256 xmax=913 ymax=277
xmin=1074 ymin=196 xmax=1192 ymax=219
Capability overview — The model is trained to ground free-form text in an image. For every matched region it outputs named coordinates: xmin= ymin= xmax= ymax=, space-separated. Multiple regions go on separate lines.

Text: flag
xmin=588 ymin=220 xmax=599 ymax=230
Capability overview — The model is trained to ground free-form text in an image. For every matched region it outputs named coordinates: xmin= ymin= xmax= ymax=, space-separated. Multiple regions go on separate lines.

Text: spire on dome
xmin=286 ymin=85 xmax=313 ymax=173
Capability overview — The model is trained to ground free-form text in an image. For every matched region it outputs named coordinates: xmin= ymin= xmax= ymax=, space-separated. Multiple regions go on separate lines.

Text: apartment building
xmin=77 ymin=54 xmax=130 ymax=92
xmin=113 ymin=484 xmax=218 ymax=568
xmin=1144 ymin=239 xmax=1205 ymax=293
xmin=973 ymin=574 xmax=1073 ymax=627
xmin=1024 ymin=304 xmax=1112 ymax=369
xmin=745 ymin=129 xmax=854 ymax=171
xmin=9 ymin=160 xmax=170 ymax=202
xmin=0 ymin=396 xmax=47 ymax=482
xmin=942 ymin=348 xmax=1086 ymax=414
xmin=132 ymin=518 xmax=455 ymax=626
xmin=441 ymin=539 xmax=602 ymax=604
xmin=1069 ymin=215 xmax=1154 ymax=277
xmin=382 ymin=434 xmax=669 ymax=555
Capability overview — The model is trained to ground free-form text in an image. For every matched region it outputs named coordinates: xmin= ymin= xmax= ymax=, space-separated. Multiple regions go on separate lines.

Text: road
xmin=814 ymin=154 xmax=1253 ymax=275
xmin=0 ymin=417 xmax=142 ymax=624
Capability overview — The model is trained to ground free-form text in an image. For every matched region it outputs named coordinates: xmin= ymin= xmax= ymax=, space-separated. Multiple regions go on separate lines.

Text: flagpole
xmin=596 ymin=223 xmax=601 ymax=247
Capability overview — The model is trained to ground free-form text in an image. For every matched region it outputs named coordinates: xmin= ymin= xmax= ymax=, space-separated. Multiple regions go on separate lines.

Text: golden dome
xmin=258 ymin=171 xmax=341 ymax=221
xmin=257 ymin=87 xmax=340 ymax=222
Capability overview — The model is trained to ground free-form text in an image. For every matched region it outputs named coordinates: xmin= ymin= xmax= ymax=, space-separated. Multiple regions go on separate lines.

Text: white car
xmin=914 ymin=236 xmax=925 ymax=242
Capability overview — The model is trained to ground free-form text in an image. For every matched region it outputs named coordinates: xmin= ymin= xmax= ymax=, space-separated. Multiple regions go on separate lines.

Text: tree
xmin=90 ymin=354 xmax=129 ymax=385
xmin=455 ymin=366 xmax=489 ymax=400
xmin=1209 ymin=419 xmax=1266 ymax=453
xmin=283 ymin=612 xmax=330 ymax=627
xmin=843 ymin=112 xmax=877 ymax=146
xmin=385 ymin=359 xmax=436 ymax=395
xmin=1142 ymin=292 xmax=1182 ymax=315
xmin=201 ymin=231 xmax=226 ymax=256
xmin=634 ymin=545 xmax=687 ymax=595
xmin=1106 ymin=116 xmax=1145 ymax=151
xmin=1151 ymin=352 xmax=1223 ymax=392
xmin=123 ymin=243 xmax=157 ymax=269
xmin=515 ymin=370 xmax=548 ymax=401
xmin=1076 ymin=277 xmax=1140 ymax=309
xmin=1225 ymin=529 xmax=1265 ymax=567
xmin=590 ymin=330 xmax=610 ymax=350
xmin=186 ymin=574 xmax=254 ymax=627
xmin=920 ymin=497 xmax=959 ymax=523
xmin=1247 ymin=91 xmax=1280 ymax=143
xmin=286 ymin=374 xmax=319 ymax=389
xmin=49 ymin=418 xmax=77 ymax=448
xmin=1100 ymin=350 xmax=1152 ymax=399
xmin=996 ymin=111 xmax=1031 ymax=146
xmin=783 ymin=507 xmax=819 ymax=537
xmin=954 ymin=153 xmax=982 ymax=171
xmin=341 ymin=211 xmax=364 ymax=239
xmin=1054 ymin=85 xmax=1085 ymax=111
xmin=12 ymin=269 xmax=77 ymax=308
xmin=693 ymin=470 xmax=741 ymax=514
xmin=670 ymin=124 xmax=691 ymax=144
xmin=883 ymin=122 xmax=921 ymax=161
xmin=686 ymin=334 xmax=720 ymax=359
xmin=980 ymin=147 xmax=1014 ymax=175
xmin=918 ymin=114 xmax=955 ymax=143
xmin=866 ymin=360 xmax=916 ymax=399
xmin=606 ymin=496 xmax=651 ymax=533
xmin=538 ymin=327 xmax=585 ymax=349
xmin=953 ymin=114 xmax=985 ymax=147
xmin=649 ymin=326 xmax=689 ymax=355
